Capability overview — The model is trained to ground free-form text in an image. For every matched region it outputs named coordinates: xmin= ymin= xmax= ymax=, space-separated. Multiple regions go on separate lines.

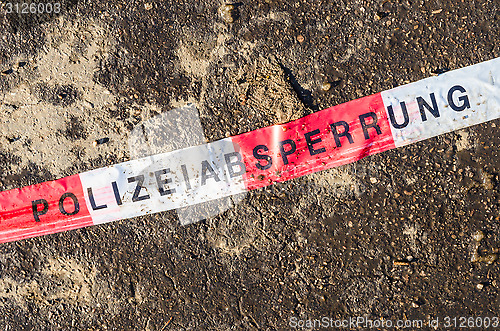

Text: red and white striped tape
xmin=1 ymin=57 xmax=500 ymax=243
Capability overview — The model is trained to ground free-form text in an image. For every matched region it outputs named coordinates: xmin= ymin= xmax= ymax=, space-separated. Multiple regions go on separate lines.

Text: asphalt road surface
xmin=0 ymin=0 xmax=499 ymax=329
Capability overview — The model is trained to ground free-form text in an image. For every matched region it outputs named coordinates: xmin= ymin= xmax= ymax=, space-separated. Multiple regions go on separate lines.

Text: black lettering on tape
xmin=417 ymin=93 xmax=439 ymax=121
xmin=448 ymin=85 xmax=470 ymax=111
xmin=253 ymin=145 xmax=272 ymax=170
xmin=387 ymin=102 xmax=410 ymax=129
xmin=224 ymin=152 xmax=246 ymax=178
xmin=330 ymin=121 xmax=354 ymax=147
xmin=32 ymin=199 xmax=48 ymax=222
xmin=278 ymin=139 xmax=297 ymax=165
xmin=201 ymin=160 xmax=221 ymax=186
xmin=154 ymin=169 xmax=175 ymax=196
xmin=58 ymin=192 xmax=80 ymax=216
xmin=359 ymin=112 xmax=382 ymax=140
xmin=181 ymin=164 xmax=192 ymax=190
xmin=304 ymin=129 xmax=327 ymax=155
xmin=128 ymin=175 xmax=151 ymax=202
xmin=87 ymin=187 xmax=107 ymax=210
xmin=111 ymin=181 xmax=123 ymax=205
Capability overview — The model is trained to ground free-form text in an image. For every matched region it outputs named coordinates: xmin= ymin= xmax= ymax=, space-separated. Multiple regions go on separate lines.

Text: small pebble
xmin=394 ymin=261 xmax=410 ymax=266
xmin=93 ymin=138 xmax=110 ymax=146
xmin=296 ymin=35 xmax=305 ymax=43
xmin=220 ymin=4 xmax=236 ymax=23
xmin=321 ymin=82 xmax=331 ymax=91
xmin=477 ymin=283 xmax=484 ymax=290
xmin=473 ymin=230 xmax=484 ymax=242
xmin=370 ymin=177 xmax=377 ymax=184
xmin=1 ymin=68 xmax=13 ymax=75
xmin=481 ymin=253 xmax=498 ymax=265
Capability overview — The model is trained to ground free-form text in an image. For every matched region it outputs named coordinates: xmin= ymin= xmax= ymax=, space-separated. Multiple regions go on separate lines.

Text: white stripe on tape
xmin=79 ymin=138 xmax=247 ymax=225
xmin=382 ymin=57 xmax=500 ymax=147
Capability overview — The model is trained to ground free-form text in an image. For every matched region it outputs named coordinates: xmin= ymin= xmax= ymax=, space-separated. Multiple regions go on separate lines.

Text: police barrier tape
xmin=1 ymin=57 xmax=500 ymax=243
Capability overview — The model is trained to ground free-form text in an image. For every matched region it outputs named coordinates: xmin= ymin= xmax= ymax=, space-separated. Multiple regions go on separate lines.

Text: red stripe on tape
xmin=0 ymin=175 xmax=93 ymax=243
xmin=233 ymin=93 xmax=395 ymax=190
